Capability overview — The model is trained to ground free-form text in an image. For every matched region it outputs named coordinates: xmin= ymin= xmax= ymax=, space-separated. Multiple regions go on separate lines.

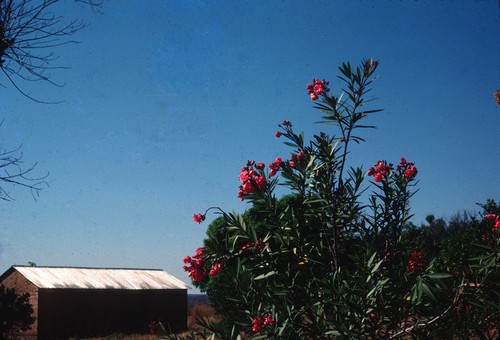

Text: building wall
xmin=0 ymin=269 xmax=39 ymax=338
xmin=38 ymin=288 xmax=187 ymax=339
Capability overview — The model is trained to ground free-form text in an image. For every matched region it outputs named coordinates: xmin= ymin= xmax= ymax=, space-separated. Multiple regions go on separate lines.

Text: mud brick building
xmin=0 ymin=266 xmax=189 ymax=339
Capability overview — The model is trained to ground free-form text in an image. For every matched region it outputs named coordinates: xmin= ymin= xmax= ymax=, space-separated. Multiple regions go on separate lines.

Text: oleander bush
xmin=180 ymin=59 xmax=499 ymax=339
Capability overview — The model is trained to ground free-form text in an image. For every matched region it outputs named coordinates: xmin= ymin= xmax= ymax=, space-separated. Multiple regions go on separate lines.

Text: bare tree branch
xmin=0 ymin=123 xmax=48 ymax=201
xmin=0 ymin=0 xmax=103 ymax=103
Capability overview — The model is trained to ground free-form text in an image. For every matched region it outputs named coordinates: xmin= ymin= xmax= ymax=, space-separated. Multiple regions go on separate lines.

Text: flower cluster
xmin=306 ymin=79 xmax=329 ymax=100
xmin=209 ymin=262 xmax=222 ymax=277
xmin=252 ymin=313 xmax=275 ymax=332
xmin=485 ymin=213 xmax=500 ymax=231
xmin=241 ymin=238 xmax=266 ymax=251
xmin=193 ymin=213 xmax=205 ymax=224
xmin=406 ymin=251 xmax=425 ymax=272
xmin=238 ymin=160 xmax=267 ymax=199
xmin=397 ymin=157 xmax=418 ymax=180
xmin=268 ymin=157 xmax=283 ymax=177
xmin=183 ymin=248 xmax=207 ymax=283
xmin=367 ymin=160 xmax=392 ymax=182
xmin=290 ymin=150 xmax=305 ymax=168
xmin=493 ymin=88 xmax=500 ymax=106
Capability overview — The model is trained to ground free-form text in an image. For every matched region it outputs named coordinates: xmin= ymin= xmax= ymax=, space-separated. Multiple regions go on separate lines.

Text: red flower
xmin=241 ymin=242 xmax=253 ymax=251
xmin=255 ymin=238 xmax=266 ymax=250
xmin=263 ymin=314 xmax=275 ymax=326
xmin=238 ymin=160 xmax=268 ymax=198
xmin=252 ymin=316 xmax=263 ymax=332
xmin=275 ymin=131 xmax=282 ymax=138
xmin=404 ymin=166 xmax=417 ymax=179
xmin=406 ymin=251 xmax=425 ymax=272
xmin=485 ymin=214 xmax=500 ymax=231
xmin=493 ymin=88 xmax=500 ymax=106
xmin=195 ymin=247 xmax=204 ymax=257
xmin=183 ymin=248 xmax=208 ymax=283
xmin=398 ymin=157 xmax=418 ymax=180
xmin=485 ymin=214 xmax=497 ymax=220
xmin=252 ymin=314 xmax=274 ymax=332
xmin=290 ymin=151 xmax=305 ymax=168
xmin=193 ymin=213 xmax=205 ymax=224
xmin=367 ymin=160 xmax=392 ymax=182
xmin=209 ymin=263 xmax=221 ymax=276
xmin=269 ymin=157 xmax=283 ymax=177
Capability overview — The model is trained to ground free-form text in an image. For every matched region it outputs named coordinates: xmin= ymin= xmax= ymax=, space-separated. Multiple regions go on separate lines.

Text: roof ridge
xmin=13 ymin=265 xmax=163 ymax=271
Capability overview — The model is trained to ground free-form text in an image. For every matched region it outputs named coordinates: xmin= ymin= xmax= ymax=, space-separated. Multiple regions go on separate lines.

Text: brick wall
xmin=1 ymin=269 xmax=39 ymax=337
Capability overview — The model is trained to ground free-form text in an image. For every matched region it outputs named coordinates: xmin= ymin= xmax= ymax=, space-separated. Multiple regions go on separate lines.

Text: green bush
xmin=0 ymin=285 xmax=35 ymax=338
xmin=181 ymin=59 xmax=499 ymax=339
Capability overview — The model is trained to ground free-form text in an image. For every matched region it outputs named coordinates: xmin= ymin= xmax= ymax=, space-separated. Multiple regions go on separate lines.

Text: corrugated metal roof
xmin=13 ymin=266 xmax=189 ymax=290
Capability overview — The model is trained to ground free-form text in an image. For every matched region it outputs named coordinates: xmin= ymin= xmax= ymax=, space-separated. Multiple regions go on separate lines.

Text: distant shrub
xmin=0 ymin=285 xmax=35 ymax=337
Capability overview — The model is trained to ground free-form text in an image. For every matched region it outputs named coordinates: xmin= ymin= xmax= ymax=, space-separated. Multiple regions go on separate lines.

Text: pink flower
xmin=254 ymin=175 xmax=266 ymax=189
xmin=306 ymin=79 xmax=329 ymax=100
xmin=242 ymin=181 xmax=255 ymax=194
xmin=193 ymin=213 xmax=205 ymax=224
xmin=313 ymin=84 xmax=323 ymax=95
xmin=239 ymin=168 xmax=250 ymax=182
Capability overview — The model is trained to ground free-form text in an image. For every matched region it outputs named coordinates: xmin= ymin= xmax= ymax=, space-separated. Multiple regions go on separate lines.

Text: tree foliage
xmin=0 ymin=285 xmax=35 ymax=338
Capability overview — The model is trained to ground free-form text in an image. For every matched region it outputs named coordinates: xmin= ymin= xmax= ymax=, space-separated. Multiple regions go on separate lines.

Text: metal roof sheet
xmin=13 ymin=266 xmax=189 ymax=290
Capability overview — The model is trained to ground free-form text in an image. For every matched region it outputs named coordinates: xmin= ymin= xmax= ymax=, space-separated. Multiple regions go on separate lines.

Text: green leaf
xmin=421 ymin=282 xmax=437 ymax=302
xmin=367 ymin=251 xmax=377 ymax=267
xmin=371 ymin=259 xmax=383 ymax=274
xmin=425 ymin=273 xmax=452 ymax=280
xmin=254 ymin=271 xmax=276 ymax=280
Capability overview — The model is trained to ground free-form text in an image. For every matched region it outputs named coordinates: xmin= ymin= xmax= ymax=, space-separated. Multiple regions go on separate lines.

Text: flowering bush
xmin=180 ymin=59 xmax=499 ymax=339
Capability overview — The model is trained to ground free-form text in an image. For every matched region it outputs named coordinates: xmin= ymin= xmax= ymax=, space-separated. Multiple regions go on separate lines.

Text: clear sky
xmin=1 ymin=0 xmax=499 ymax=292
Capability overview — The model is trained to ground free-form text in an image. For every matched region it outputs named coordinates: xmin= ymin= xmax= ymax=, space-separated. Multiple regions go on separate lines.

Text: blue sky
xmin=1 ymin=0 xmax=499 ymax=291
